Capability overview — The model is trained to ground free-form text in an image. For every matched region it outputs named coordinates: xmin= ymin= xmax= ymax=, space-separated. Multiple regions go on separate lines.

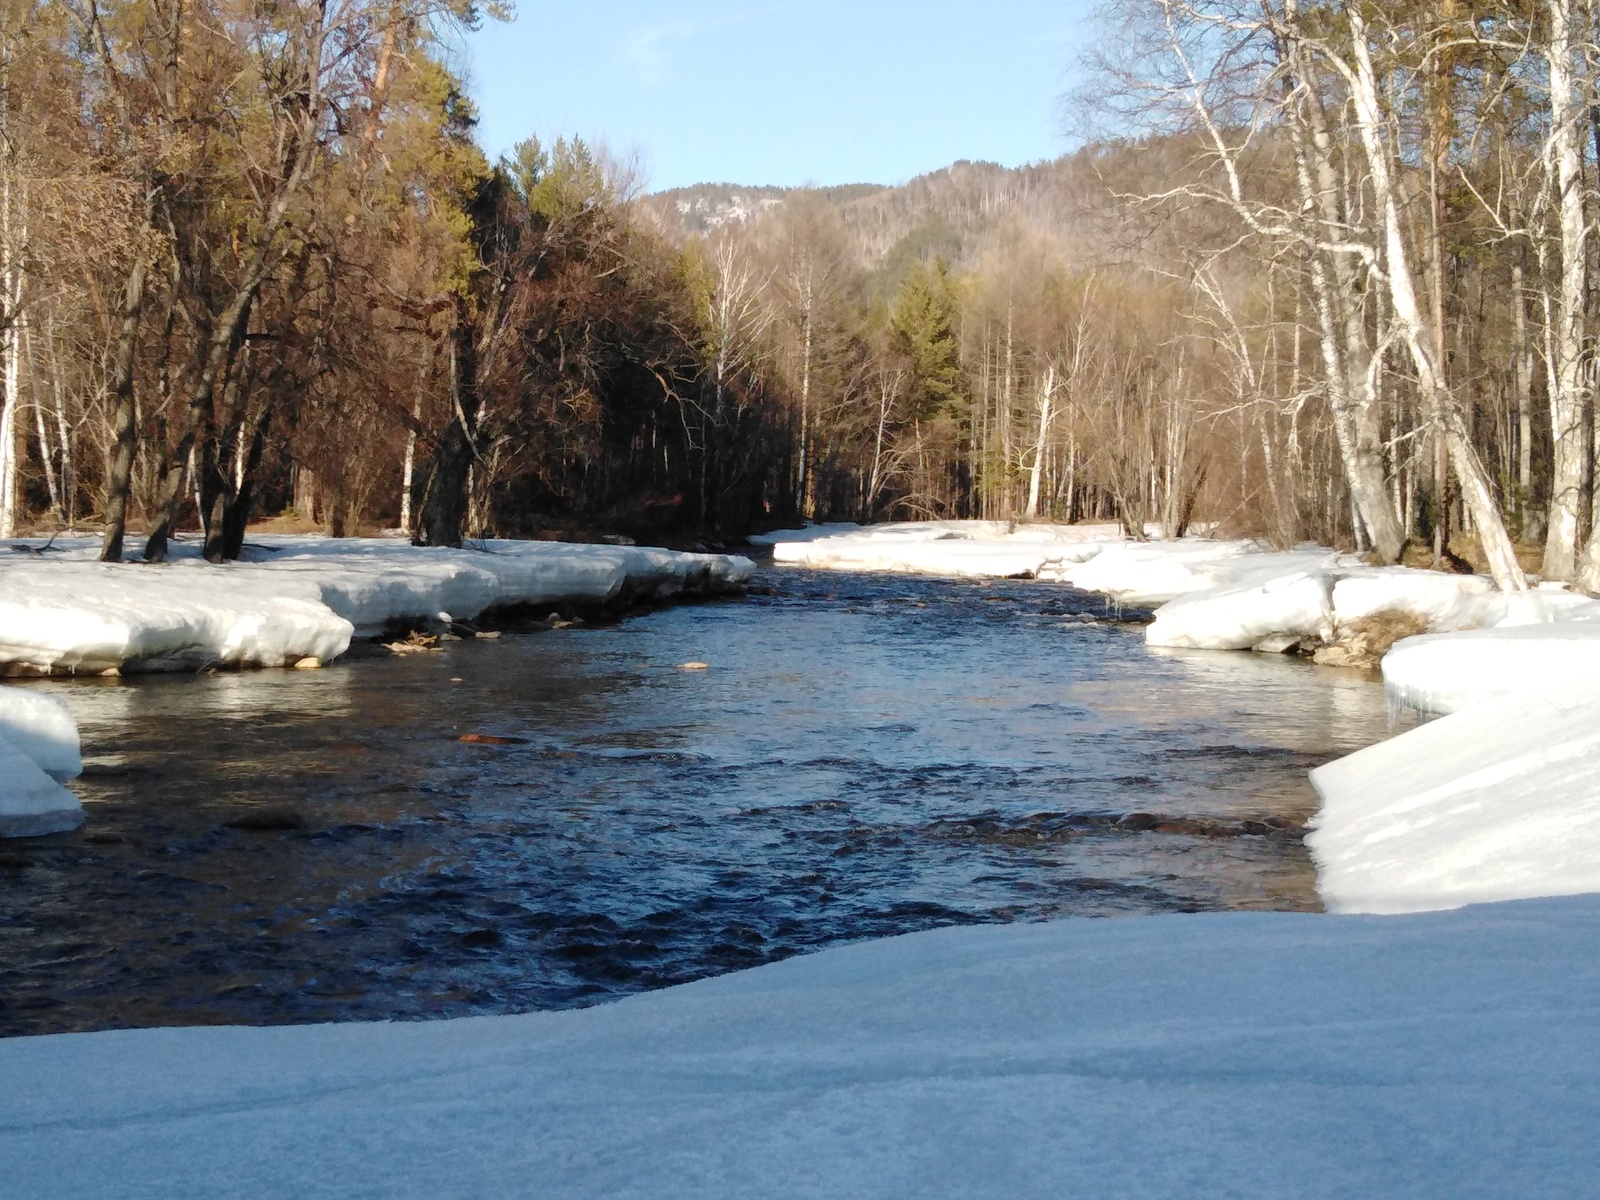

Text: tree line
xmin=5 ymin=0 xmax=1600 ymax=593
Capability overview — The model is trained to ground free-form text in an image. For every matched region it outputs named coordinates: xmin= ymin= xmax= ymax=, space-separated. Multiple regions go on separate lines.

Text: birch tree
xmin=1538 ymin=0 xmax=1590 ymax=581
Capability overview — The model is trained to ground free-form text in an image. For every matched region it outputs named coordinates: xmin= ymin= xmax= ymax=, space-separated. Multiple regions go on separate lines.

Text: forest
xmin=4 ymin=0 xmax=1600 ymax=594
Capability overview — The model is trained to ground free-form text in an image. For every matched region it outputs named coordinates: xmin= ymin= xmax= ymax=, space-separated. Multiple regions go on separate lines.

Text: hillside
xmin=640 ymin=144 xmax=1184 ymax=289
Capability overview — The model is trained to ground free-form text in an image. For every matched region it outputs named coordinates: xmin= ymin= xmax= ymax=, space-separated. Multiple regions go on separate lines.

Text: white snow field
xmin=0 ymin=536 xmax=755 ymax=675
xmin=0 ymin=688 xmax=83 ymax=837
xmin=2 ymin=896 xmax=1596 ymax=1199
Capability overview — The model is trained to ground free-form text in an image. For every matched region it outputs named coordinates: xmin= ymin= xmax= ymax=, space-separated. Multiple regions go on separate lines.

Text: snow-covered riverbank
xmin=2 ymin=894 xmax=1594 ymax=1199
xmin=0 ymin=535 xmax=751 ymax=837
xmin=762 ymin=519 xmax=1600 ymax=643
xmin=0 ymin=535 xmax=755 ymax=676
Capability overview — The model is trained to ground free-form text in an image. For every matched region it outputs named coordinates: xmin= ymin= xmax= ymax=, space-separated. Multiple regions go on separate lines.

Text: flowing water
xmin=0 ymin=566 xmax=1406 ymax=1037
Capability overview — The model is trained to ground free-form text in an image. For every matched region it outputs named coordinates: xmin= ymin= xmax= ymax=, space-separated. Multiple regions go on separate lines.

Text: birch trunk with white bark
xmin=1543 ymin=0 xmax=1590 ymax=580
xmin=1281 ymin=5 xmax=1406 ymax=562
xmin=1024 ymin=364 xmax=1055 ymax=519
xmin=1345 ymin=13 xmax=1526 ymax=590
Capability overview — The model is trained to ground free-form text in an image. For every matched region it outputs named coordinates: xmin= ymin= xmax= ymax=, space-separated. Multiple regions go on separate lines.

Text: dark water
xmin=0 ymin=568 xmax=1403 ymax=1037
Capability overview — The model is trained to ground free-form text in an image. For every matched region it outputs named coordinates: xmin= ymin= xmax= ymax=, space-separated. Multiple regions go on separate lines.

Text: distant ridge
xmin=639 ymin=149 xmax=1144 ymax=285
xmin=646 ymin=183 xmax=890 ymax=236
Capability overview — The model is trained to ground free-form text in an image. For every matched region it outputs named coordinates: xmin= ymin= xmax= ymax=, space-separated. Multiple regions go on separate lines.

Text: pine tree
xmin=889 ymin=259 xmax=962 ymax=421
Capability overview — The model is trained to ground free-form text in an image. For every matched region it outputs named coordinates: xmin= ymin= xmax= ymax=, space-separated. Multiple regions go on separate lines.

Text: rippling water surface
xmin=0 ymin=566 xmax=1405 ymax=1036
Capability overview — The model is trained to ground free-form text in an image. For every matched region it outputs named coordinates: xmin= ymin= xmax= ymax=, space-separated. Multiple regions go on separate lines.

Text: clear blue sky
xmin=457 ymin=1 xmax=1095 ymax=193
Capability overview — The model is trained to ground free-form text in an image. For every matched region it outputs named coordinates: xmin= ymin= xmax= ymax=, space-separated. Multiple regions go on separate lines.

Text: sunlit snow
xmin=0 ymin=536 xmax=754 ymax=675
xmin=2 ymin=897 xmax=1596 ymax=1198
xmin=1310 ymin=686 xmax=1600 ymax=913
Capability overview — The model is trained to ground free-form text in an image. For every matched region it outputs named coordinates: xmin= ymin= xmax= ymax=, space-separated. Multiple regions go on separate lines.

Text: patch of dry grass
xmin=1395 ymin=537 xmax=1543 ymax=577
xmin=247 ymin=512 xmax=327 ymax=536
xmin=1313 ymin=608 xmax=1432 ymax=669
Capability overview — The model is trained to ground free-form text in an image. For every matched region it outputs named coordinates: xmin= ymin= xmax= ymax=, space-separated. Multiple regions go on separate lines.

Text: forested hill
xmin=643 ymin=151 xmax=1126 ymax=283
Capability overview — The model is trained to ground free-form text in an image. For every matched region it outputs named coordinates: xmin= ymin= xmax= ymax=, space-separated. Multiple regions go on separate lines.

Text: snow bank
xmin=0 ymin=537 xmax=754 ymax=674
xmin=765 ymin=521 xmax=1384 ymax=614
xmin=1374 ymin=583 xmax=1600 ymax=715
xmin=1330 ymin=568 xmax=1501 ymax=631
xmin=1309 ymin=688 xmax=1600 ymax=914
xmin=3 ymin=896 xmax=1596 ymax=1198
xmin=1305 ymin=580 xmax=1600 ymax=910
xmin=0 ymin=736 xmax=84 ymax=838
xmin=777 ymin=536 xmax=1091 ymax=578
xmin=764 ymin=518 xmax=1134 ymax=549
xmin=0 ymin=687 xmax=81 ymax=781
xmin=767 ymin=521 xmax=1380 ymax=613
xmin=0 ymin=688 xmax=84 ymax=837
xmin=0 ymin=560 xmax=356 ymax=674
xmin=1061 ymin=541 xmax=1353 ymax=607
xmin=1147 ymin=563 xmax=1597 ymax=654
xmin=1145 ymin=570 xmax=1333 ymax=649
xmin=1382 ymin=623 xmax=1600 ymax=715
xmin=770 ymin=519 xmax=1130 ymax=579
xmin=746 ymin=521 xmax=863 ymax=545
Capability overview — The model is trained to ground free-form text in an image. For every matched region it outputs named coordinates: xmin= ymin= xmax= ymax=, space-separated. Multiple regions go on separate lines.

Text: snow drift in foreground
xmin=1309 ymin=687 xmax=1600 ymax=914
xmin=0 ymin=688 xmax=83 ymax=837
xmin=2 ymin=896 xmax=1595 ymax=1199
xmin=0 ymin=536 xmax=754 ymax=675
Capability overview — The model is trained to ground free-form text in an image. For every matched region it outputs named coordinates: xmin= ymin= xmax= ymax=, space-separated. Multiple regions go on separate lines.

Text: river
xmin=0 ymin=565 xmax=1406 ymax=1036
